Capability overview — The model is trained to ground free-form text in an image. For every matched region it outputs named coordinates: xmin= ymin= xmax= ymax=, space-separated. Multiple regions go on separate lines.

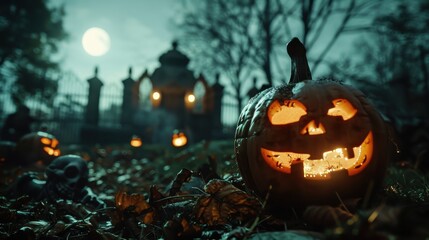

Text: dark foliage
xmin=0 ymin=0 xmax=67 ymax=105
xmin=0 ymin=141 xmax=428 ymax=239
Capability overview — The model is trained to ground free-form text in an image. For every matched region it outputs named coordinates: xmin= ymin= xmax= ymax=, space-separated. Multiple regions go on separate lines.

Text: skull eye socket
xmin=327 ymin=99 xmax=357 ymax=120
xmin=65 ymin=166 xmax=79 ymax=178
xmin=268 ymin=100 xmax=307 ymax=125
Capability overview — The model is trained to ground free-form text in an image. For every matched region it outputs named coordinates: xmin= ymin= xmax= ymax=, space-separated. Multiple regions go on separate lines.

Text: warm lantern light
xmin=130 ymin=135 xmax=142 ymax=147
xmin=152 ymin=91 xmax=161 ymax=100
xmin=300 ymin=120 xmax=326 ymax=135
xmin=187 ymin=94 xmax=195 ymax=103
xmin=184 ymin=92 xmax=196 ymax=110
xmin=172 ymin=130 xmax=188 ymax=147
xmin=151 ymin=90 xmax=161 ymax=107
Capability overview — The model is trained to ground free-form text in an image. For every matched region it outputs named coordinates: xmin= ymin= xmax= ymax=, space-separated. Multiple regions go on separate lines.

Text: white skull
xmin=45 ymin=155 xmax=88 ymax=199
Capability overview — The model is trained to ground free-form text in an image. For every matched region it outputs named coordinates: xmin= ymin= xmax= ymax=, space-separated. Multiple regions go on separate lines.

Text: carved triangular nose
xmin=300 ymin=120 xmax=326 ymax=135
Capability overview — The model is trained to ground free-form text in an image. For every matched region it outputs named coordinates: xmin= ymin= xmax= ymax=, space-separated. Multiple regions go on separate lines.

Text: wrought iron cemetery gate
xmin=0 ymin=71 xmax=239 ymax=145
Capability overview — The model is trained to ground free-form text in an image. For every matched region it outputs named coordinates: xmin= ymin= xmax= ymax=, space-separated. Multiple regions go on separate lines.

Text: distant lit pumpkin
xmin=234 ymin=38 xmax=389 ymax=210
xmin=172 ymin=130 xmax=188 ymax=147
xmin=130 ymin=135 xmax=142 ymax=147
xmin=15 ymin=131 xmax=60 ymax=165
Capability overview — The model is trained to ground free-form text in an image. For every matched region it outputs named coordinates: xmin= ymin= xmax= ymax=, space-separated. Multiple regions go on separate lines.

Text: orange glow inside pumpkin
xmin=41 ymin=135 xmax=60 ymax=156
xmin=263 ymin=98 xmax=372 ymax=179
xmin=172 ymin=132 xmax=187 ymax=147
xmin=130 ymin=136 xmax=142 ymax=147
xmin=43 ymin=147 xmax=61 ymax=156
xmin=52 ymin=139 xmax=59 ymax=148
xmin=40 ymin=137 xmax=51 ymax=145
xmin=261 ymin=132 xmax=373 ymax=179
xmin=300 ymin=120 xmax=326 ymax=135
xmin=268 ymin=100 xmax=307 ymax=125
xmin=327 ymin=99 xmax=357 ymax=120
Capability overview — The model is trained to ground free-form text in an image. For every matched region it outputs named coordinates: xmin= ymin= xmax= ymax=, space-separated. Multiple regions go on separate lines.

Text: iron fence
xmin=0 ymin=78 xmax=240 ymax=144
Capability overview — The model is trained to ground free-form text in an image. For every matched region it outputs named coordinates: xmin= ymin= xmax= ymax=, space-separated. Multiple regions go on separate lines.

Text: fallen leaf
xmin=114 ymin=191 xmax=154 ymax=224
xmin=194 ymin=179 xmax=261 ymax=226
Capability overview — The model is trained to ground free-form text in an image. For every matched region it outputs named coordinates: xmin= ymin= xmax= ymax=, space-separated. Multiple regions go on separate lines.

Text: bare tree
xmin=283 ymin=0 xmax=384 ymax=73
xmin=325 ymin=0 xmax=429 ymax=128
xmin=177 ymin=0 xmax=257 ymax=113
xmin=176 ymin=0 xmax=381 ymax=114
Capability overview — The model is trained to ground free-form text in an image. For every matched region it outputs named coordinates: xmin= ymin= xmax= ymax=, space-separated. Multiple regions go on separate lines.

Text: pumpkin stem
xmin=287 ymin=37 xmax=312 ymax=84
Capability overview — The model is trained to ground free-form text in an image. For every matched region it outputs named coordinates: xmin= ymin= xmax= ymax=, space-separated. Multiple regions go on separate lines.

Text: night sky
xmin=55 ymin=0 xmax=181 ymax=85
xmin=54 ymin=0 xmax=368 ymax=87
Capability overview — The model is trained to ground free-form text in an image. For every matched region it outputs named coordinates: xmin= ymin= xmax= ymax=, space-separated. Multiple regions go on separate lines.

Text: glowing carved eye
xmin=41 ymin=137 xmax=52 ymax=145
xmin=44 ymin=147 xmax=54 ymax=155
xmin=327 ymin=99 xmax=357 ymax=120
xmin=51 ymin=139 xmax=59 ymax=148
xmin=268 ymin=100 xmax=307 ymax=125
xmin=53 ymin=149 xmax=61 ymax=157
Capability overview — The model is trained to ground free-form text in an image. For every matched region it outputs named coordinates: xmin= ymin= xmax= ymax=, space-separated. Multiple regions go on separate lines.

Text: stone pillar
xmin=85 ymin=67 xmax=103 ymax=126
xmin=211 ymin=73 xmax=224 ymax=131
xmin=121 ymin=67 xmax=137 ymax=126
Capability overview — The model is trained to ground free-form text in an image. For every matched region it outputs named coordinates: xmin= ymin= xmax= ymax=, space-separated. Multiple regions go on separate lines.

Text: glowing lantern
xmin=130 ymin=135 xmax=142 ymax=147
xmin=151 ymin=90 xmax=161 ymax=107
xmin=15 ymin=131 xmax=61 ymax=165
xmin=185 ymin=92 xmax=196 ymax=110
xmin=187 ymin=93 xmax=195 ymax=103
xmin=172 ymin=130 xmax=188 ymax=147
xmin=152 ymin=91 xmax=161 ymax=100
xmin=234 ymin=38 xmax=389 ymax=210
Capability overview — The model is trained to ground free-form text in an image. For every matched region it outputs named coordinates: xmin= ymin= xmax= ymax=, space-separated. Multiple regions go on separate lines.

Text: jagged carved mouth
xmin=261 ymin=132 xmax=373 ymax=179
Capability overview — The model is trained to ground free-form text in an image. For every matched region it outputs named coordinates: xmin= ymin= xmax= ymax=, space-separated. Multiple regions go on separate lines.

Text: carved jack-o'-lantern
xmin=172 ymin=130 xmax=188 ymax=147
xmin=130 ymin=135 xmax=142 ymax=147
xmin=235 ymin=38 xmax=389 ymax=210
xmin=15 ymin=131 xmax=61 ymax=165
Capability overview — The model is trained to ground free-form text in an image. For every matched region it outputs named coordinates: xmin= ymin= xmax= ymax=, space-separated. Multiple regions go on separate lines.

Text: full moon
xmin=82 ymin=27 xmax=110 ymax=56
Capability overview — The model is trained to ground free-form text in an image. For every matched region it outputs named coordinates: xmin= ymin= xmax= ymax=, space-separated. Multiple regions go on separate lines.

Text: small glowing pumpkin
xmin=172 ymin=130 xmax=188 ymax=147
xmin=15 ymin=131 xmax=61 ymax=165
xmin=234 ymin=38 xmax=389 ymax=210
xmin=130 ymin=135 xmax=142 ymax=147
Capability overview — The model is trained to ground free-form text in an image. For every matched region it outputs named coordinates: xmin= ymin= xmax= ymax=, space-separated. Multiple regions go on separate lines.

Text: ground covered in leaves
xmin=1 ymin=140 xmax=429 ymax=239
